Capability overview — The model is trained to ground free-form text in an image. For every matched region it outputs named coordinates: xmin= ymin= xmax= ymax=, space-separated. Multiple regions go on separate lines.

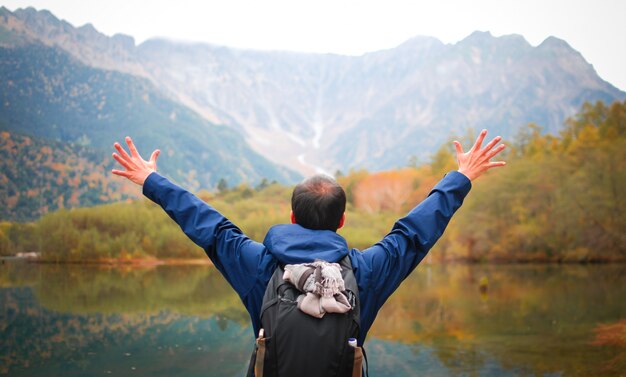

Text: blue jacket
xmin=143 ymin=171 xmax=471 ymax=345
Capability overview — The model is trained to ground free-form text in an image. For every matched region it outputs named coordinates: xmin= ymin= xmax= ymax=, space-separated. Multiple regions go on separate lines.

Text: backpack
xmin=247 ymin=255 xmax=365 ymax=377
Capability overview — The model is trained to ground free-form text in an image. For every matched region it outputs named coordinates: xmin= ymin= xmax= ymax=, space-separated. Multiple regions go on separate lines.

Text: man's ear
xmin=290 ymin=211 xmax=296 ymax=224
xmin=337 ymin=213 xmax=346 ymax=230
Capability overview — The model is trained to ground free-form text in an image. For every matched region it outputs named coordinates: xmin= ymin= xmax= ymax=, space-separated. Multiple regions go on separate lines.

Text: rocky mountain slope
xmin=134 ymin=33 xmax=624 ymax=173
xmin=2 ymin=6 xmax=624 ymax=177
xmin=0 ymin=8 xmax=300 ymax=220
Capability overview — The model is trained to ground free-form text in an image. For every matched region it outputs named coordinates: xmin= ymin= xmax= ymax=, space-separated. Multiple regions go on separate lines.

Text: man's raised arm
xmin=354 ymin=130 xmax=506 ymax=309
xmin=111 ymin=137 xmax=268 ymax=298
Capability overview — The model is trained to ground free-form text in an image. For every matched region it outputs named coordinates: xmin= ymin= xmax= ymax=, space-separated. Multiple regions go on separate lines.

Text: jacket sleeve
xmin=355 ymin=171 xmax=471 ymax=309
xmin=142 ymin=172 xmax=268 ymax=298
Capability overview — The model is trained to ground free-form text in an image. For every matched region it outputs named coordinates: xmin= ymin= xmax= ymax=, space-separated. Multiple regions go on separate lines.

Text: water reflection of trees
xmin=0 ymin=263 xmax=252 ymax=376
xmin=1 ymin=263 xmax=625 ymax=376
xmin=0 ymin=290 xmax=250 ymax=376
xmin=3 ymin=263 xmax=248 ymax=319
xmin=371 ymin=264 xmax=626 ymax=376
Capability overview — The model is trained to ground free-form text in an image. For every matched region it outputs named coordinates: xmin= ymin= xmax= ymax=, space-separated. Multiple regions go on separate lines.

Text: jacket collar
xmin=263 ymin=224 xmax=349 ymax=264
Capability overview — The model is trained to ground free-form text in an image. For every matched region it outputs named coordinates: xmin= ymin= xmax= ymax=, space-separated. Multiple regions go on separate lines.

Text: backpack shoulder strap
xmin=338 ymin=255 xmax=360 ymax=327
xmin=260 ymin=263 xmax=286 ymax=315
xmin=338 ymin=255 xmax=357 ymax=295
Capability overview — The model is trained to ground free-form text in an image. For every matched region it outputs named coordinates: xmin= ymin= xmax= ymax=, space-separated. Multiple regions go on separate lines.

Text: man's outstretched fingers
xmin=482 ymin=136 xmax=502 ymax=154
xmin=111 ymin=169 xmax=131 ymax=177
xmin=111 ymin=136 xmax=159 ymax=186
xmin=112 ymin=152 xmax=132 ymax=170
xmin=114 ymin=142 xmax=132 ymax=161
xmin=471 ymin=129 xmax=488 ymax=152
xmin=126 ymin=136 xmax=140 ymax=158
xmin=455 ymin=129 xmax=507 ymax=181
xmin=453 ymin=141 xmax=464 ymax=155
xmin=485 ymin=144 xmax=506 ymax=160
xmin=149 ymin=149 xmax=160 ymax=164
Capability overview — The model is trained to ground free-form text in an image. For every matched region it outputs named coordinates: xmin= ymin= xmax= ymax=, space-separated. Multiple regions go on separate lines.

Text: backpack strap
xmin=260 ymin=263 xmax=286 ymax=315
xmin=362 ymin=345 xmax=369 ymax=377
xmin=337 ymin=255 xmax=360 ymax=328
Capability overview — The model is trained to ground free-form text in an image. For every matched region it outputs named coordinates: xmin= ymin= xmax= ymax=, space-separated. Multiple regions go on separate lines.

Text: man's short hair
xmin=291 ymin=174 xmax=346 ymax=231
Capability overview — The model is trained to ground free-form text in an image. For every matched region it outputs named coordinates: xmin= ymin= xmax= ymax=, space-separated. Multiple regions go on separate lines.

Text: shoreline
xmin=0 ymin=257 xmax=213 ymax=266
xmin=1 ymin=256 xmax=624 ymax=265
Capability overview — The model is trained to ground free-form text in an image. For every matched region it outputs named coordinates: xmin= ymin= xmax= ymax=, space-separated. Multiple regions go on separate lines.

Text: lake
xmin=1 ymin=262 xmax=624 ymax=376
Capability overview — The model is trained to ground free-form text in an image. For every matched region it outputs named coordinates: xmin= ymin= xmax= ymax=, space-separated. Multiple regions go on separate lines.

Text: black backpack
xmin=247 ymin=256 xmax=365 ymax=377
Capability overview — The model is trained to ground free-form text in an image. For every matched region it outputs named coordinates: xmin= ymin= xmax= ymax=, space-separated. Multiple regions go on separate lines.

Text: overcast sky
xmin=4 ymin=0 xmax=626 ymax=90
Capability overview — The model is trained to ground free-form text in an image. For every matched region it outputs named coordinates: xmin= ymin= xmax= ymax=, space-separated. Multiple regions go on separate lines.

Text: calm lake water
xmin=1 ymin=262 xmax=625 ymax=377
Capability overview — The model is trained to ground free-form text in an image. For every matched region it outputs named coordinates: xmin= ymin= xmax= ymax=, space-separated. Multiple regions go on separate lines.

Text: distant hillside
xmin=1 ymin=6 xmax=625 ymax=176
xmin=0 ymin=39 xmax=299 ymax=221
xmin=0 ymin=132 xmax=138 ymax=221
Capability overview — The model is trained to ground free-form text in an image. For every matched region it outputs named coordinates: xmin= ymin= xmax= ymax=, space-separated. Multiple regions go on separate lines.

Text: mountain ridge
xmin=2 ymin=7 xmax=625 ymax=176
xmin=0 ymin=31 xmax=299 ymax=220
xmin=135 ymin=31 xmax=625 ymax=173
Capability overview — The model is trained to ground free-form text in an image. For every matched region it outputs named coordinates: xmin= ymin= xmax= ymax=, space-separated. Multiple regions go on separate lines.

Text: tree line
xmin=1 ymin=100 xmax=624 ymax=262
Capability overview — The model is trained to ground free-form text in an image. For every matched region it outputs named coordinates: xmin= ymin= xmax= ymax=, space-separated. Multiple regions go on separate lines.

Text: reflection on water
xmin=1 ymin=263 xmax=624 ymax=376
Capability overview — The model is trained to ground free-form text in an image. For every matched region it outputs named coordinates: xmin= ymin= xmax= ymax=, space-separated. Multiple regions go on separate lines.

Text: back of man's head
xmin=291 ymin=175 xmax=346 ymax=231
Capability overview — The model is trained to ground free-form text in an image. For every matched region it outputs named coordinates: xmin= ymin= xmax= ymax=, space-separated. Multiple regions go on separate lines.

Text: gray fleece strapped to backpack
xmin=247 ymin=255 xmax=365 ymax=377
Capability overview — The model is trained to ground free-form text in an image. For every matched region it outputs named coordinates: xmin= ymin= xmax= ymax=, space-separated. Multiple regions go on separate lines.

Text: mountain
xmin=0 ymin=8 xmax=300 ymax=221
xmin=2 ymin=6 xmax=625 ymax=177
xmin=0 ymin=42 xmax=297 ymax=185
xmin=0 ymin=7 xmax=143 ymax=76
xmin=134 ymin=33 xmax=625 ymax=173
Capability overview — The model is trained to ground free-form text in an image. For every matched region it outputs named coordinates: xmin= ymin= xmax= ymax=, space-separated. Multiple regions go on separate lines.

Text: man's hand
xmin=453 ymin=129 xmax=506 ymax=181
xmin=111 ymin=136 xmax=160 ymax=186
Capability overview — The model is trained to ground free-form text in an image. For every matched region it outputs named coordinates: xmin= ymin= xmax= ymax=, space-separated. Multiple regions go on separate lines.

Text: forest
xmin=1 ymin=100 xmax=624 ymax=262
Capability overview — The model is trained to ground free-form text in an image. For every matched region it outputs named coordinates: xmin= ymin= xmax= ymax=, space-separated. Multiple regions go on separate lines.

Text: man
xmin=111 ymin=130 xmax=505 ymax=370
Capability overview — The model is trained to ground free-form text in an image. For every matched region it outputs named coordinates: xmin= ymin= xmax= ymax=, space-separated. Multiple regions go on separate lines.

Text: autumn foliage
xmin=0 ymin=132 xmax=139 ymax=221
xmin=1 ymin=100 xmax=625 ymax=262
